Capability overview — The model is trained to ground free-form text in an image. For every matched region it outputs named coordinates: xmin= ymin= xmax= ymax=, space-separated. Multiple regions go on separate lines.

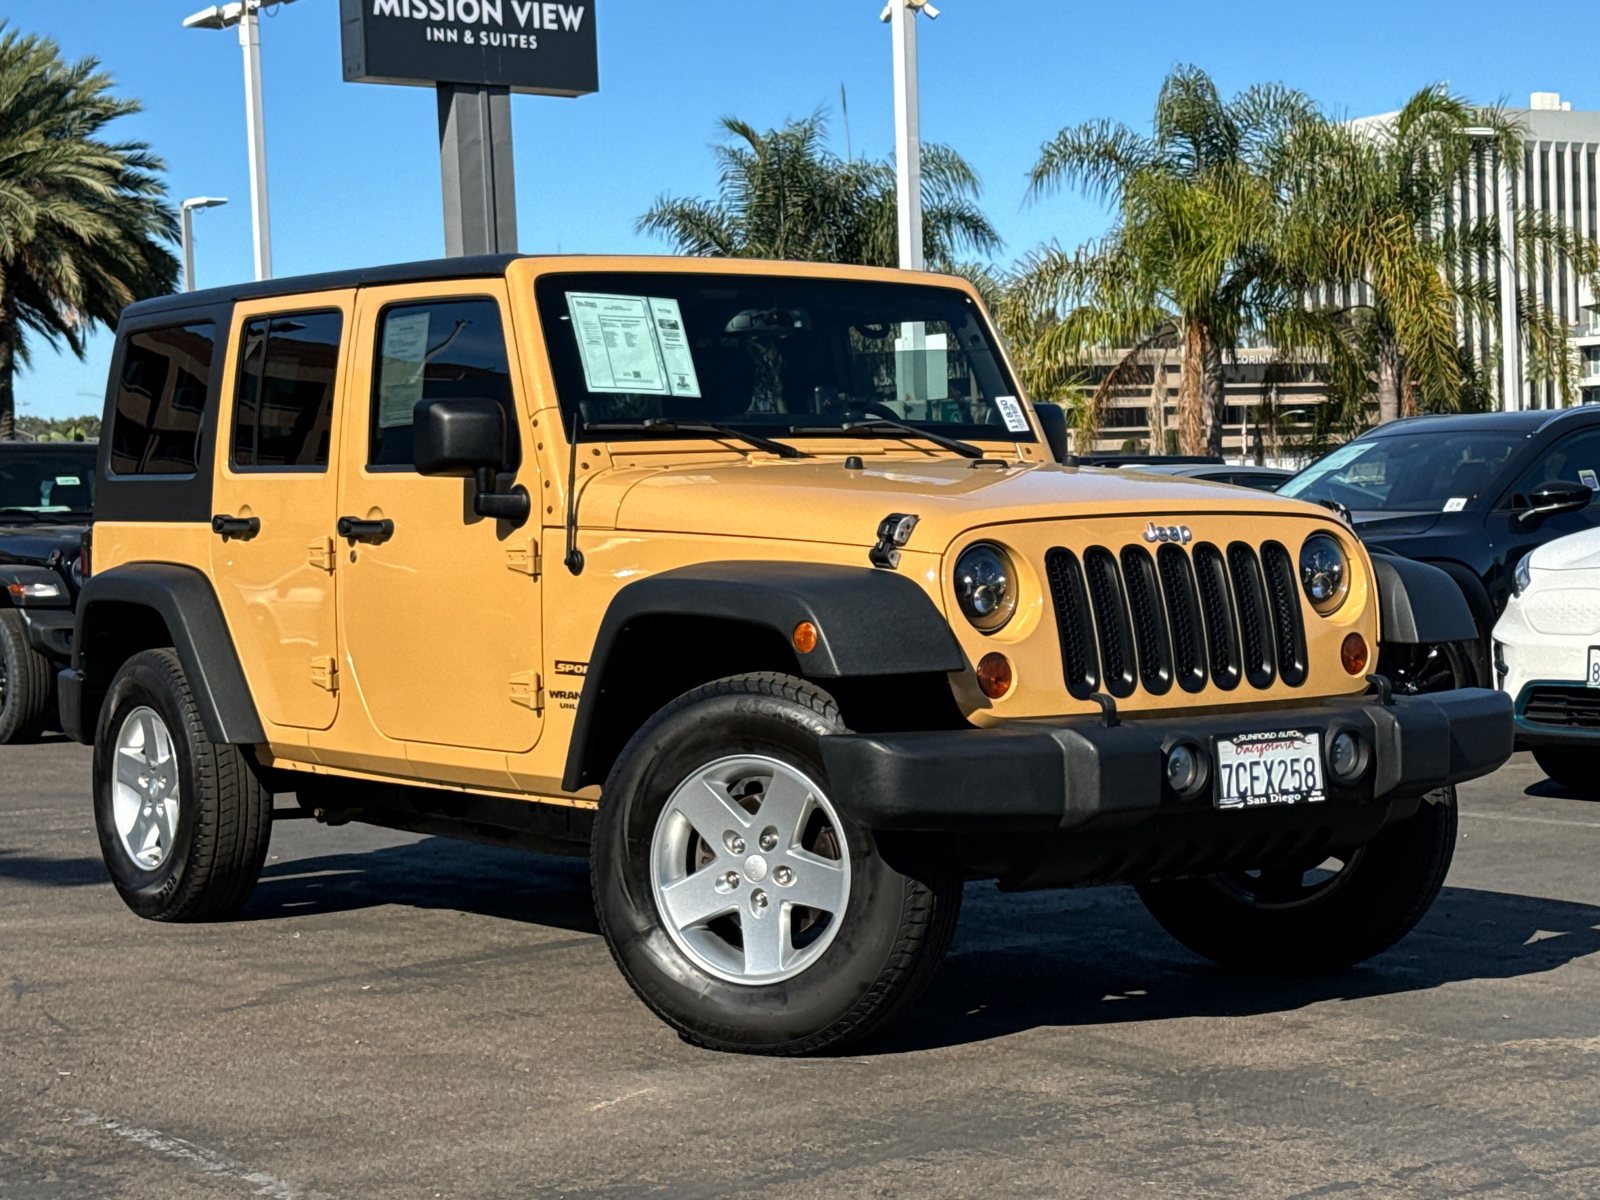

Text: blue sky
xmin=12 ymin=0 xmax=1587 ymax=419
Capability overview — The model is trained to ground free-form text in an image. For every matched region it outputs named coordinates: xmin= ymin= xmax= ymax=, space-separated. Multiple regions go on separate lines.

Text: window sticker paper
xmin=993 ymin=395 xmax=1031 ymax=434
xmin=55 ymin=476 xmax=81 ymax=487
xmin=647 ymin=298 xmax=702 ymax=398
xmin=1580 ymin=468 xmax=1599 ymax=490
xmin=566 ymin=292 xmax=693 ymax=396
xmin=1442 ymin=496 xmax=1468 ymax=512
xmin=377 ymin=311 xmax=430 ymax=429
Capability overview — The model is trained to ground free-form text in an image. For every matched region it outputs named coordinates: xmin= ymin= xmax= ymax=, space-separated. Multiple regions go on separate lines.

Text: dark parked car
xmin=1279 ymin=407 xmax=1600 ymax=691
xmin=0 ymin=440 xmax=95 ymax=741
xmin=1120 ymin=462 xmax=1294 ymax=491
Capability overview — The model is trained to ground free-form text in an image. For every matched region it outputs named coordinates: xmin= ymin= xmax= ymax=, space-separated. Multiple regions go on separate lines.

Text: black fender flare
xmin=561 ymin=561 xmax=965 ymax=792
xmin=1369 ymin=552 xmax=1480 ymax=645
xmin=71 ymin=562 xmax=265 ymax=745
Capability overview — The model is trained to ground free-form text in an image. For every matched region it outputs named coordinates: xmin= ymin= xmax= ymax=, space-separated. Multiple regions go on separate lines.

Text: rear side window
xmin=231 ymin=310 xmax=343 ymax=470
xmin=369 ymin=299 xmax=519 ymax=469
xmin=110 ymin=322 xmax=216 ymax=476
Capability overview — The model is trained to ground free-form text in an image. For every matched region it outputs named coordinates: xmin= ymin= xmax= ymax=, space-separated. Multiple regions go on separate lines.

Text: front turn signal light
xmin=1341 ymin=632 xmax=1369 ymax=676
xmin=792 ymin=621 xmax=818 ymax=654
xmin=976 ymin=652 xmax=1013 ymax=699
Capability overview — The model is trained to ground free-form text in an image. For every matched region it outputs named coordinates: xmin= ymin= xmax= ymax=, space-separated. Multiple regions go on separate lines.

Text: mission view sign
xmin=340 ymin=0 xmax=598 ymax=96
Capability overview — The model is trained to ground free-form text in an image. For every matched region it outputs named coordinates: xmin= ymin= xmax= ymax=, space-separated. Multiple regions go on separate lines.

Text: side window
xmin=109 ymin=322 xmax=216 ymax=476
xmin=232 ymin=310 xmax=343 ymax=470
xmin=1509 ymin=428 xmax=1600 ymax=507
xmin=369 ymin=299 xmax=519 ymax=469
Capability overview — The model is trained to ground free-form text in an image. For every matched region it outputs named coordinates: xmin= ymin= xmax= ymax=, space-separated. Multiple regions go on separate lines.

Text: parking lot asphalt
xmin=2 ymin=740 xmax=1598 ymax=1200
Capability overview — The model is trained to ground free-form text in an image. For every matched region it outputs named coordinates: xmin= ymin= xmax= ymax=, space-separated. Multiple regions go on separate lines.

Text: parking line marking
xmin=67 ymin=1108 xmax=334 ymax=1200
xmin=1461 ymin=811 xmax=1600 ymax=830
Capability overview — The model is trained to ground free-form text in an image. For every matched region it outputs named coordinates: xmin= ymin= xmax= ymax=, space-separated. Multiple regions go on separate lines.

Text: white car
xmin=1493 ymin=526 xmax=1600 ymax=793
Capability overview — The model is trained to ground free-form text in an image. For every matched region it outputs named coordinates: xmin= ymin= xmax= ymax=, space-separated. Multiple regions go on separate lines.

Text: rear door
xmin=209 ymin=294 xmax=352 ymax=731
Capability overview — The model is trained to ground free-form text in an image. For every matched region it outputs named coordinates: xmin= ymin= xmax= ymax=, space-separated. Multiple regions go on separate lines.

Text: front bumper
xmin=820 ymin=688 xmax=1512 ymax=889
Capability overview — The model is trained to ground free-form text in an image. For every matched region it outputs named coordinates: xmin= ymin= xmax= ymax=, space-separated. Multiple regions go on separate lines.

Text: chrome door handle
xmin=211 ymin=514 xmax=260 ymax=539
xmin=337 ymin=516 xmax=394 ymax=543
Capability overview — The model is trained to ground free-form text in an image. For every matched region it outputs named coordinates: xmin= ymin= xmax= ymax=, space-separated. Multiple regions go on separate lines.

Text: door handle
xmin=337 ymin=516 xmax=394 ymax=544
xmin=211 ymin=514 xmax=260 ymax=539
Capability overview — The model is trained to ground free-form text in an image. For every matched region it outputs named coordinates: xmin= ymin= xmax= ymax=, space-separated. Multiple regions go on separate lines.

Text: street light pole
xmin=184 ymin=0 xmax=297 ymax=281
xmin=881 ymin=0 xmax=938 ymax=271
xmin=180 ymin=197 xmax=229 ymax=292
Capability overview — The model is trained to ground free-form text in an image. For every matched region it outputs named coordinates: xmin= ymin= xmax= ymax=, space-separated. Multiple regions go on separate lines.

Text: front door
xmin=335 ymin=283 xmax=543 ymax=755
xmin=209 ymin=295 xmax=351 ymax=732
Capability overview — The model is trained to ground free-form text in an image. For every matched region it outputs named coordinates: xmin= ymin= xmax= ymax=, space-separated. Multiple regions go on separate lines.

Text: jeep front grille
xmin=1045 ymin=540 xmax=1308 ymax=700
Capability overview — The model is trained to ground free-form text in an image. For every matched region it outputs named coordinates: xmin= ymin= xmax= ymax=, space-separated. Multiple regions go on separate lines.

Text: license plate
xmin=1214 ymin=730 xmax=1326 ymax=809
xmin=1589 ymin=646 xmax=1600 ymax=688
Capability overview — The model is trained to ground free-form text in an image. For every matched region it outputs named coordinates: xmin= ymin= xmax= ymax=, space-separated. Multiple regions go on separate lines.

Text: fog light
xmin=792 ymin=621 xmax=818 ymax=654
xmin=1166 ymin=743 xmax=1202 ymax=795
xmin=1329 ymin=730 xmax=1365 ymax=781
xmin=1340 ymin=632 xmax=1369 ymax=675
xmin=976 ymin=652 xmax=1013 ymax=699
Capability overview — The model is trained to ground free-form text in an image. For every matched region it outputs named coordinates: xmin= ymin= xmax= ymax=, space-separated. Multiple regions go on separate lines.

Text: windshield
xmin=534 ymin=272 xmax=1032 ymax=445
xmin=1279 ymin=430 xmax=1525 ymax=512
xmin=0 ymin=445 xmax=97 ymax=516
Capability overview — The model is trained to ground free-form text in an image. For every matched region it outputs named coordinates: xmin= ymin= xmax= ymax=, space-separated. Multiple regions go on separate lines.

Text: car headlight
xmin=1513 ymin=552 xmax=1533 ymax=596
xmin=1299 ymin=532 xmax=1349 ymax=616
xmin=954 ymin=543 xmax=1018 ymax=633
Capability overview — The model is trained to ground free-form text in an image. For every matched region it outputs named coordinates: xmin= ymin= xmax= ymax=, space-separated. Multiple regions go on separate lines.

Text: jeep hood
xmin=589 ymin=457 xmax=1335 ymax=551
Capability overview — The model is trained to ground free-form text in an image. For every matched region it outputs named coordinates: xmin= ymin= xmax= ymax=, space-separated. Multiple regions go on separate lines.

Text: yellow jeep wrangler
xmin=63 ymin=255 xmax=1512 ymax=1054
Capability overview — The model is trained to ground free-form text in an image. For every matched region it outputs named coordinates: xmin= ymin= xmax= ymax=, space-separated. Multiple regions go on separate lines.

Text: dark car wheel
xmin=1376 ymin=640 xmax=1477 ymax=693
xmin=93 ymin=649 xmax=273 ymax=922
xmin=592 ymin=672 xmax=962 ymax=1056
xmin=1135 ymin=787 xmax=1457 ymax=974
xmin=1532 ymin=748 xmax=1600 ymax=797
xmin=0 ymin=608 xmax=56 ymax=743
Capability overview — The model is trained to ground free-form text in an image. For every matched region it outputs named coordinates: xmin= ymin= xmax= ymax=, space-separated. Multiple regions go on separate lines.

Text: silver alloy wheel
xmin=112 ymin=705 xmax=181 ymax=870
xmin=649 ymin=754 xmax=851 ymax=985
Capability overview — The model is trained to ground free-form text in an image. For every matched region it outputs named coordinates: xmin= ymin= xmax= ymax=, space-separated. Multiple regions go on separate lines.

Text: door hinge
xmin=311 ymin=656 xmax=338 ymax=692
xmin=308 ymin=536 xmax=336 ymax=573
xmin=509 ymin=671 xmax=543 ymax=712
xmin=506 ymin=539 xmax=541 ymax=578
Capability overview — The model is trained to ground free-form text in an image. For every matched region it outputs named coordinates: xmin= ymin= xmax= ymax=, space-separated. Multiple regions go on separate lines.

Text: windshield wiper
xmin=790 ymin=419 xmax=984 ymax=459
xmin=584 ymin=419 xmax=809 ymax=459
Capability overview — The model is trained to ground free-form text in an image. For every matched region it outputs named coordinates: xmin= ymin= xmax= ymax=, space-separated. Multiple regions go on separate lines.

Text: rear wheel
xmin=0 ymin=608 xmax=56 ymax=743
xmin=1136 ymin=786 xmax=1457 ymax=974
xmin=592 ymin=672 xmax=962 ymax=1055
xmin=93 ymin=649 xmax=273 ymax=921
xmin=1532 ymin=747 xmax=1600 ymax=796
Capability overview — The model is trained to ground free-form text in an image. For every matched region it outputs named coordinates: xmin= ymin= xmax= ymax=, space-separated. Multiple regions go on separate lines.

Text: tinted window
xmin=232 ymin=310 xmax=342 ymax=470
xmin=0 ymin=445 xmax=97 ymax=515
xmin=1281 ymin=431 xmax=1524 ymax=512
xmin=1507 ymin=427 xmax=1600 ymax=507
xmin=110 ymin=323 xmax=215 ymax=475
xmin=370 ymin=299 xmax=519 ymax=469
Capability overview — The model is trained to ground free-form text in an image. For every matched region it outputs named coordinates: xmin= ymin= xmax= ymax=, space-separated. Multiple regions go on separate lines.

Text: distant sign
xmin=340 ymin=0 xmax=598 ymax=96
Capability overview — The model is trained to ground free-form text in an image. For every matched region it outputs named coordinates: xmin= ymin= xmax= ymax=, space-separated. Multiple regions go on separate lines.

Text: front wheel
xmin=1135 ymin=787 xmax=1457 ymax=974
xmin=0 ymin=608 xmax=57 ymax=743
xmin=591 ymin=673 xmax=962 ymax=1055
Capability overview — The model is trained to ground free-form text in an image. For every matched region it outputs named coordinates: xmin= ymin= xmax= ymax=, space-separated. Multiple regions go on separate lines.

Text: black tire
xmin=1376 ymin=640 xmax=1477 ymax=694
xmin=92 ymin=649 xmax=273 ymax=922
xmin=1532 ymin=747 xmax=1600 ymax=796
xmin=592 ymin=672 xmax=962 ymax=1056
xmin=0 ymin=607 xmax=57 ymax=743
xmin=1135 ymin=786 xmax=1458 ymax=974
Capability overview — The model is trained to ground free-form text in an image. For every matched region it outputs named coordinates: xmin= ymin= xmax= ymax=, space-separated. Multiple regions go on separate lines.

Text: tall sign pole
xmin=882 ymin=0 xmax=938 ymax=271
xmin=240 ymin=2 xmax=274 ymax=278
xmin=437 ymin=83 xmax=517 ymax=255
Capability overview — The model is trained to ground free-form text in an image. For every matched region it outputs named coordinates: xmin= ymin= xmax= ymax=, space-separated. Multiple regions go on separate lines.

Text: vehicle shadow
xmin=871 ymin=881 xmax=1600 ymax=1054
xmin=1522 ymin=778 xmax=1600 ymax=803
xmin=0 ymin=848 xmax=108 ymax=887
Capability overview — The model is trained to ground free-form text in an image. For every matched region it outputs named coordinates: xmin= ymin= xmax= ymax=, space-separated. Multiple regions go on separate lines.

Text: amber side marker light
xmin=792 ymin=621 xmax=819 ymax=654
xmin=976 ymin=652 xmax=1013 ymax=699
xmin=1341 ymin=632 xmax=1369 ymax=676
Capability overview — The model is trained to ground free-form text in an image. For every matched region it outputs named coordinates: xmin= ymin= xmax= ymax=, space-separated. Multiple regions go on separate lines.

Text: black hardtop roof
xmin=120 ymin=254 xmax=527 ymax=320
xmin=1359 ymin=405 xmax=1600 ymax=438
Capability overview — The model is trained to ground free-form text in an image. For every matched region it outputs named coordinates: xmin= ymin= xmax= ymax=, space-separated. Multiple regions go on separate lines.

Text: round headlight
xmin=1299 ymin=532 xmax=1349 ymax=616
xmin=954 ymin=543 xmax=1018 ymax=633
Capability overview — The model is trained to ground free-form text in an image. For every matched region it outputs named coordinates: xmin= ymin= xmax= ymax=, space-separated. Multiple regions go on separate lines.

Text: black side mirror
xmin=413 ymin=398 xmax=529 ymax=526
xmin=1031 ymin=401 xmax=1070 ymax=464
xmin=1519 ymin=479 xmax=1593 ymax=526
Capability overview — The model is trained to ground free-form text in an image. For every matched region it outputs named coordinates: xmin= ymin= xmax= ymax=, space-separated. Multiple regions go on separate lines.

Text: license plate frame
xmin=1214 ymin=729 xmax=1327 ymax=810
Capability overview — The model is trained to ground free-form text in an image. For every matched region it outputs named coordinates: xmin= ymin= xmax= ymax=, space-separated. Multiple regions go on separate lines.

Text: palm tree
xmin=636 ymin=112 xmax=1001 ymax=269
xmin=0 ymin=27 xmax=178 ymax=440
xmin=1008 ymin=66 xmax=1319 ymax=455
xmin=1278 ymin=86 xmax=1600 ymax=424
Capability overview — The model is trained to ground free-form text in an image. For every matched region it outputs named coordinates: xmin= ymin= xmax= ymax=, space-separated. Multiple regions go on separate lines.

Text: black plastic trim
xmin=72 ymin=562 xmax=265 ymax=745
xmin=1370 ymin=552 xmax=1480 ymax=645
xmin=18 ymin=607 xmax=74 ymax=661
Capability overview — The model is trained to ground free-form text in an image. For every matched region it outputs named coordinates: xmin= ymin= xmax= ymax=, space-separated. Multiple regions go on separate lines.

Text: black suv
xmin=1280 ymin=407 xmax=1600 ymax=690
xmin=0 ymin=440 xmax=95 ymax=741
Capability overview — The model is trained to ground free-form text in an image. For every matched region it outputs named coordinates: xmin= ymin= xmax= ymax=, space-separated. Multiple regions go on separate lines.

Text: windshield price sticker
xmin=993 ymin=395 xmax=1030 ymax=434
xmin=566 ymin=292 xmax=702 ymax=398
xmin=1215 ymin=730 xmax=1326 ymax=809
